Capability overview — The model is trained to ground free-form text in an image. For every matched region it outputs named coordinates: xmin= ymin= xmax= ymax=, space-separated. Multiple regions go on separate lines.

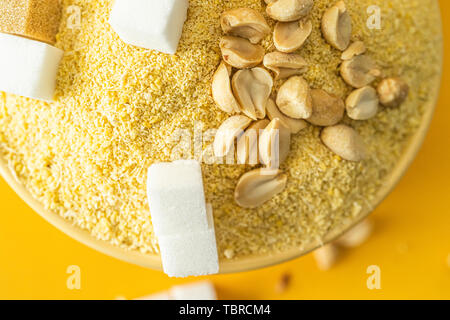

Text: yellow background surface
xmin=0 ymin=2 xmax=449 ymax=300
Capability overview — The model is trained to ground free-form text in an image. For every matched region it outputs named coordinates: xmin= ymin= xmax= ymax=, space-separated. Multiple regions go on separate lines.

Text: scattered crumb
xmin=224 ymin=248 xmax=235 ymax=259
xmin=275 ymin=272 xmax=292 ymax=293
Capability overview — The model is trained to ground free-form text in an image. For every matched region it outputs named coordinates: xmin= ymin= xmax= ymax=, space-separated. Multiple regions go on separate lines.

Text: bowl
xmin=0 ymin=4 xmax=443 ymax=274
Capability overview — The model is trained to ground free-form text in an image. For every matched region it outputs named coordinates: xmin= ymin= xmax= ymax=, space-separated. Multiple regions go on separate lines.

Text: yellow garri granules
xmin=0 ymin=0 xmax=442 ymax=259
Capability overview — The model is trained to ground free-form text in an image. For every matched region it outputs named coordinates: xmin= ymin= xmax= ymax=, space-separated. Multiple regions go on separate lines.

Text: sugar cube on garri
xmin=147 ymin=160 xmax=219 ymax=277
xmin=0 ymin=33 xmax=63 ymax=101
xmin=109 ymin=0 xmax=189 ymax=54
xmin=147 ymin=160 xmax=209 ymax=237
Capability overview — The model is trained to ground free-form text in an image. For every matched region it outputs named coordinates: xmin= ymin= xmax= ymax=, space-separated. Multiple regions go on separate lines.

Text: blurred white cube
xmin=135 ymin=291 xmax=171 ymax=300
xmin=134 ymin=281 xmax=217 ymax=300
xmin=109 ymin=0 xmax=189 ymax=54
xmin=147 ymin=160 xmax=209 ymax=237
xmin=171 ymin=281 xmax=217 ymax=300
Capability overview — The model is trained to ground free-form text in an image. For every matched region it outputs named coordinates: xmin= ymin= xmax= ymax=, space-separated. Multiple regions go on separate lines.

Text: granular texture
xmin=0 ymin=0 xmax=443 ymax=259
xmin=0 ymin=0 xmax=61 ymax=44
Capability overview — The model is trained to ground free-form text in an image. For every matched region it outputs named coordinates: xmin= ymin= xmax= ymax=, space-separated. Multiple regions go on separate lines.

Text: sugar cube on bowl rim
xmin=147 ymin=160 xmax=210 ymax=237
xmin=158 ymin=228 xmax=219 ymax=277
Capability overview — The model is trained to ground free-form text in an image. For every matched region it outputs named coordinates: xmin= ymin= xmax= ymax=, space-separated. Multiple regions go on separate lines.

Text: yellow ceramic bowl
xmin=0 ymin=5 xmax=443 ymax=275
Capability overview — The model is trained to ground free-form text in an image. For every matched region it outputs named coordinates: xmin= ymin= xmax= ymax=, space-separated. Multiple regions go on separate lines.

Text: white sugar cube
xmin=147 ymin=160 xmax=219 ymax=277
xmin=109 ymin=0 xmax=189 ymax=54
xmin=147 ymin=160 xmax=209 ymax=237
xmin=170 ymin=281 xmax=217 ymax=300
xmin=0 ymin=33 xmax=63 ymax=101
xmin=158 ymin=228 xmax=219 ymax=277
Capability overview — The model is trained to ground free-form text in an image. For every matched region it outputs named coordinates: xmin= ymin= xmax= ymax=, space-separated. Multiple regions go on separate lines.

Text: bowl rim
xmin=0 ymin=3 xmax=443 ymax=274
